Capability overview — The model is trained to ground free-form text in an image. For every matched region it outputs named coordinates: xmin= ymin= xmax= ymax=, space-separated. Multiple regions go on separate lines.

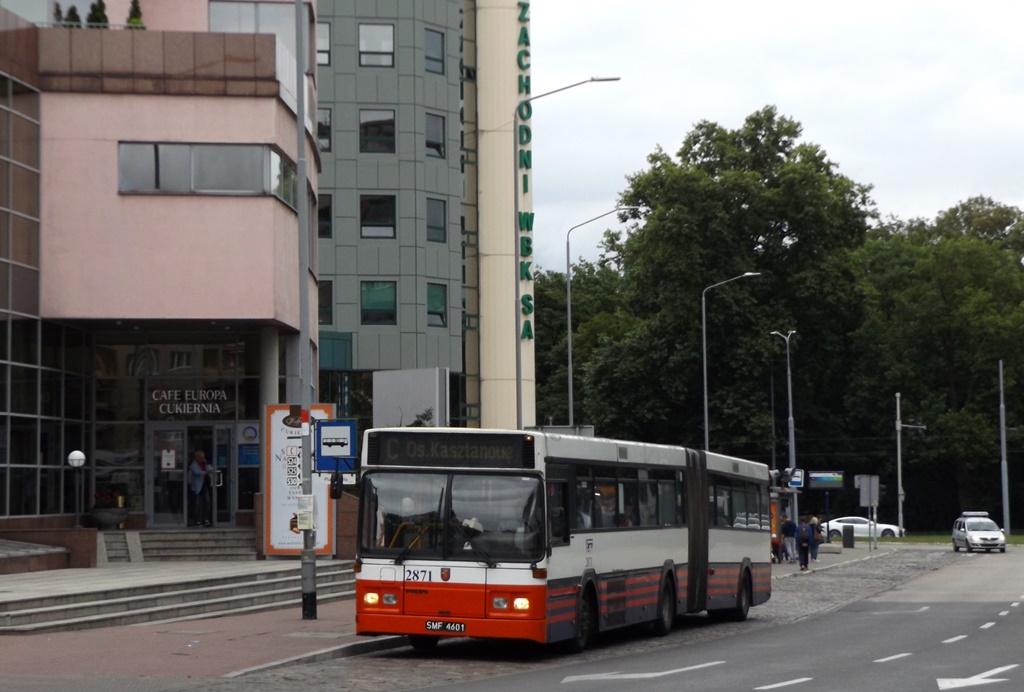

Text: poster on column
xmin=264 ymin=403 xmax=335 ymax=556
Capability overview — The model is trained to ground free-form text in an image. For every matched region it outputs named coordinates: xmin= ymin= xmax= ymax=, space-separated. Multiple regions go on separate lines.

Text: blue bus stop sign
xmin=315 ymin=420 xmax=358 ymax=472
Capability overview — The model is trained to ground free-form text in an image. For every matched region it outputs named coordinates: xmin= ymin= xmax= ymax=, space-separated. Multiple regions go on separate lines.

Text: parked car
xmin=822 ymin=516 xmax=903 ymax=539
xmin=952 ymin=511 xmax=1006 ymax=553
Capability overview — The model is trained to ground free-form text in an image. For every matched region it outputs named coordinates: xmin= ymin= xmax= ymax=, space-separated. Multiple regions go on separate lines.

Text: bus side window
xmin=574 ymin=481 xmax=593 ymax=529
xmin=548 ymin=481 xmax=569 ymax=545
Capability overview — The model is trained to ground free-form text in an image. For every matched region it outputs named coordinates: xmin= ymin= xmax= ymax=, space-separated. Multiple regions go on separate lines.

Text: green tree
xmin=86 ymin=1 xmax=108 ymax=28
xmin=126 ymin=0 xmax=144 ymax=29
xmin=64 ymin=5 xmax=82 ymax=26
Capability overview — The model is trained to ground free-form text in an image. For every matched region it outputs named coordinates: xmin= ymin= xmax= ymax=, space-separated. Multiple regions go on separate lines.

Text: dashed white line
xmin=875 ymin=653 xmax=912 ymax=663
xmin=980 ymin=622 xmax=995 ymax=629
xmin=943 ymin=635 xmax=968 ymax=643
xmin=754 ymin=678 xmax=813 ymax=690
xmin=999 ymin=611 xmax=1009 ymax=616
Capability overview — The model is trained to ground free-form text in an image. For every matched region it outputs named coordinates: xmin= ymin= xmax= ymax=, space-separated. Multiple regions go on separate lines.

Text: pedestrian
xmin=188 ymin=450 xmax=212 ymax=527
xmin=810 ymin=515 xmax=823 ymax=562
xmin=780 ymin=514 xmax=798 ymax=563
xmin=797 ymin=516 xmax=812 ymax=570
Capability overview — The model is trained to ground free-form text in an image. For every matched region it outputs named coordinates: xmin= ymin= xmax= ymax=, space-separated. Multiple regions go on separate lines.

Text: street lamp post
xmin=770 ymin=330 xmax=796 ymax=518
xmin=513 ymin=76 xmax=620 ymax=429
xmin=67 ymin=450 xmax=86 ymax=528
xmin=895 ymin=392 xmax=926 ymax=537
xmin=701 ymin=272 xmax=760 ymax=449
xmin=566 ymin=206 xmax=637 ymax=428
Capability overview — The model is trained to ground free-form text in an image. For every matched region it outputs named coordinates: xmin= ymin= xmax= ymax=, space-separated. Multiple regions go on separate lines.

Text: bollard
xmin=842 ymin=524 xmax=855 ymax=548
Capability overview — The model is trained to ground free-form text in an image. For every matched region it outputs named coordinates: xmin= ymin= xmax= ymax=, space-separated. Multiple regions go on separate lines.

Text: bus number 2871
xmin=405 ymin=569 xmax=433 ymax=581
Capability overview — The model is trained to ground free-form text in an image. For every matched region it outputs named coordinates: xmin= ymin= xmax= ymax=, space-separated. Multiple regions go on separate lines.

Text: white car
xmin=952 ymin=512 xmax=1006 ymax=553
xmin=822 ymin=516 xmax=903 ymax=539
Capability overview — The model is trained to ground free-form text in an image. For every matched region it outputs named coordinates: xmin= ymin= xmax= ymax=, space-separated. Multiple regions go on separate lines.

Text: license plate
xmin=425 ymin=620 xmax=466 ymax=633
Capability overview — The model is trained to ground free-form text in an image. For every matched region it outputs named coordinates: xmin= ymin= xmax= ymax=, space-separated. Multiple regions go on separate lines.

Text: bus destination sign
xmin=368 ymin=432 xmax=532 ymax=469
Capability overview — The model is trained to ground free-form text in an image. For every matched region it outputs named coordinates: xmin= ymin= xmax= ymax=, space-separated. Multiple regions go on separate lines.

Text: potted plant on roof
xmin=91 ymin=486 xmax=128 ymax=530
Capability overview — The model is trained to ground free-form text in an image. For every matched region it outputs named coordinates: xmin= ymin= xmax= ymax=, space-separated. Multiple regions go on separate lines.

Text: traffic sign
xmin=315 ymin=419 xmax=358 ymax=472
xmin=788 ymin=468 xmax=804 ymax=488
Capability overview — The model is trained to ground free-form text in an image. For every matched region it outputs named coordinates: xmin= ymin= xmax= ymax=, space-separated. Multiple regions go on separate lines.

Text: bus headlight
xmin=382 ymin=593 xmax=398 ymax=605
xmin=492 ymin=597 xmax=509 ymax=609
xmin=513 ymin=597 xmax=530 ymax=611
xmin=363 ymin=592 xmax=379 ymax=605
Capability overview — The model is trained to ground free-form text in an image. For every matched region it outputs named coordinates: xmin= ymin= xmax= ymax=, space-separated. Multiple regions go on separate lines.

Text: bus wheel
xmin=727 ymin=574 xmax=751 ymax=622
xmin=408 ymin=635 xmax=439 ymax=651
xmin=567 ymin=590 xmax=596 ymax=653
xmin=651 ymin=581 xmax=675 ymax=636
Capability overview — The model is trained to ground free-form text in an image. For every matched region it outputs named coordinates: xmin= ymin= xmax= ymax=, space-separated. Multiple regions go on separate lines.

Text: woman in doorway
xmin=188 ymin=451 xmax=212 ymax=526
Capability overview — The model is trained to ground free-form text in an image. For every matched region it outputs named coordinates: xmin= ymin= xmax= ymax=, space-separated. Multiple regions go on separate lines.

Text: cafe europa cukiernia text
xmin=515 ymin=1 xmax=535 ymax=341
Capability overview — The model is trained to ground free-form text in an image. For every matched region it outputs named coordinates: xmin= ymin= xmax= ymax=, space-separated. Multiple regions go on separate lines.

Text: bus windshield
xmin=360 ymin=471 xmax=545 ymax=563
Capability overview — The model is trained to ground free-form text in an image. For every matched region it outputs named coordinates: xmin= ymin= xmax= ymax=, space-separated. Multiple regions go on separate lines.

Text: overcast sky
xmin=526 ymin=0 xmax=1024 ymax=271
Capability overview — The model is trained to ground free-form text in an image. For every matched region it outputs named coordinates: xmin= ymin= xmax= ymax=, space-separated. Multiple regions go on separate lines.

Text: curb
xmin=224 ymin=634 xmax=407 ymax=678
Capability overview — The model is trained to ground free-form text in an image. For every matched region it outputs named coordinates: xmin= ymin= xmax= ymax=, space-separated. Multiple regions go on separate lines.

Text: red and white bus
xmin=354 ymin=428 xmax=771 ymax=651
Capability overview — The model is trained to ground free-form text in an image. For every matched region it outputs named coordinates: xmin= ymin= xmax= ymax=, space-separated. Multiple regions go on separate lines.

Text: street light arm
xmin=703 ymin=271 xmax=762 ymax=299
xmin=517 ymin=76 xmax=621 ymax=115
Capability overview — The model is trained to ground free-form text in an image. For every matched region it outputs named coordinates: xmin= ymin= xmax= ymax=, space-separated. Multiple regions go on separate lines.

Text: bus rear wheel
xmin=651 ymin=581 xmax=675 ymax=636
xmin=408 ymin=635 xmax=439 ymax=651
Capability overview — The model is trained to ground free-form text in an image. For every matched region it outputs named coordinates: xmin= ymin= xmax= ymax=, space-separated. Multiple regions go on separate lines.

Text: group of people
xmin=774 ymin=514 xmax=823 ymax=571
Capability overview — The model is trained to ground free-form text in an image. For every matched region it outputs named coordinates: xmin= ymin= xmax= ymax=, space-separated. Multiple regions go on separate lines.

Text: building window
xmin=360 ymin=109 xmax=395 ymax=153
xmin=426 ymin=113 xmax=445 ymax=158
xmin=360 ymin=195 xmax=396 ymax=238
xmin=318 ymin=194 xmax=332 ymax=238
xmin=361 ymin=281 xmax=397 ymax=325
xmin=425 ymin=29 xmax=444 ymax=74
xmin=317 ymin=108 xmax=331 ymax=152
xmin=427 ymin=283 xmax=447 ymax=327
xmin=359 ymin=24 xmax=394 ymax=67
xmin=318 ymin=280 xmax=333 ymax=325
xmin=427 ymin=198 xmax=446 ymax=243
xmin=317 ymin=22 xmax=331 ymax=65
xmin=118 ymin=143 xmax=296 ymax=207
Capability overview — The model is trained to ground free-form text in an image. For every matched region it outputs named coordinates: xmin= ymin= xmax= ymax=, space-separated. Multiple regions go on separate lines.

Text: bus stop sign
xmin=315 ymin=419 xmax=358 ymax=472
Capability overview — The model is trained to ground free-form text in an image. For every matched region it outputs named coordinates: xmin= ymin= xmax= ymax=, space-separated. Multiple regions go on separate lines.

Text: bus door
xmin=685 ymin=449 xmax=709 ymax=613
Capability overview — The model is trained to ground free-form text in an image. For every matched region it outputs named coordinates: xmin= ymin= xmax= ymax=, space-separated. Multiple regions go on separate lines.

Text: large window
xmin=425 ymin=28 xmax=444 ymax=74
xmin=316 ymin=22 xmax=331 ymax=65
xmin=318 ymin=194 xmax=332 ymax=238
xmin=361 ymin=281 xmax=397 ymax=325
xmin=427 ymin=283 xmax=447 ymax=327
xmin=317 ymin=108 xmax=331 ymax=152
xmin=360 ymin=24 xmax=394 ymax=67
xmin=426 ymin=113 xmax=445 ymax=158
xmin=360 ymin=195 xmax=396 ymax=238
xmin=360 ymin=110 xmax=395 ymax=153
xmin=119 ymin=143 xmax=297 ymax=207
xmin=318 ymin=280 xmax=333 ymax=325
xmin=427 ymin=198 xmax=446 ymax=243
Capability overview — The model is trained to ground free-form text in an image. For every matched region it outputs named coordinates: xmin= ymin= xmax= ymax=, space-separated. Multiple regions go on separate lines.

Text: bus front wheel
xmin=567 ymin=589 xmax=596 ymax=653
xmin=727 ymin=574 xmax=751 ymax=622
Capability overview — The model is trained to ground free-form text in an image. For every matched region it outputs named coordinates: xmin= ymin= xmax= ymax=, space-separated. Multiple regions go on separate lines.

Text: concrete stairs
xmin=98 ymin=528 xmax=260 ymax=564
xmin=0 ymin=560 xmax=356 ymax=634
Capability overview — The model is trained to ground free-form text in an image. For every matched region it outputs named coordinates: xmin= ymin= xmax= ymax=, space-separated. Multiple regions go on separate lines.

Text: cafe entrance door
xmin=147 ymin=424 xmax=234 ymax=527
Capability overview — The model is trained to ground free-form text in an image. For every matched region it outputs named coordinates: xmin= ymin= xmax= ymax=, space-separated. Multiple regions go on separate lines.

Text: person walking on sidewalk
xmin=797 ymin=517 xmax=812 ymax=571
xmin=809 ymin=515 xmax=823 ymax=562
xmin=780 ymin=514 xmax=798 ymax=563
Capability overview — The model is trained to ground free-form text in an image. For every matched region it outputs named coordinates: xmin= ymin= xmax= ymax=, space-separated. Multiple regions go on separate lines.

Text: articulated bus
xmin=354 ymin=428 xmax=771 ymax=651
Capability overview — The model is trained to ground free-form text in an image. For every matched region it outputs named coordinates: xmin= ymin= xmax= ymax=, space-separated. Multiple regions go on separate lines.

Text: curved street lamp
xmin=513 ymin=77 xmax=620 ymax=429
xmin=566 ymin=206 xmax=637 ymax=428
xmin=701 ymin=272 xmax=760 ymax=450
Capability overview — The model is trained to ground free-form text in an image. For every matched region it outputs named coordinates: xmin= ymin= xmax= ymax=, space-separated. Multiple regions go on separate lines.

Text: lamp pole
xmin=566 ymin=206 xmax=636 ymax=428
xmin=701 ymin=272 xmax=760 ymax=449
xmin=999 ymin=361 xmax=1010 ymax=535
xmin=895 ymin=392 xmax=926 ymax=537
xmin=513 ymin=76 xmax=620 ymax=429
xmin=67 ymin=450 xmax=86 ymax=528
xmin=771 ymin=330 xmax=797 ymax=519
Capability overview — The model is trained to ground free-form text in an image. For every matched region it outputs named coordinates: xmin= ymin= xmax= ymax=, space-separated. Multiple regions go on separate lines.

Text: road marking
xmin=871 ymin=605 xmax=929 ymax=615
xmin=999 ymin=611 xmax=1009 ymax=616
xmin=943 ymin=635 xmax=968 ymax=643
xmin=754 ymin=678 xmax=813 ymax=690
xmin=1012 ymin=602 xmax=1020 ymax=607
xmin=937 ymin=664 xmax=1019 ymax=690
xmin=979 ymin=622 xmax=995 ymax=629
xmin=874 ymin=653 xmax=912 ymax=663
xmin=562 ymin=661 xmax=724 ymax=683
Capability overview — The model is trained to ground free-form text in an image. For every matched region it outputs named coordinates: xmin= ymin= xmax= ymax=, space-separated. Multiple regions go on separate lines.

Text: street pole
xmin=513 ymin=77 xmax=619 ymax=429
xmin=771 ymin=330 xmax=796 ymax=519
xmin=999 ymin=360 xmax=1010 ymax=535
xmin=701 ymin=272 xmax=760 ymax=450
xmin=566 ymin=206 xmax=636 ymax=428
xmin=896 ymin=392 xmax=904 ymax=537
xmin=294 ymin=0 xmax=316 ymax=620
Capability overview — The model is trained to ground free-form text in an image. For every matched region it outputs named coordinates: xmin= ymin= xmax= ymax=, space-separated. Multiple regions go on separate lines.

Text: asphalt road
xmin=191 ymin=544 xmax=981 ymax=692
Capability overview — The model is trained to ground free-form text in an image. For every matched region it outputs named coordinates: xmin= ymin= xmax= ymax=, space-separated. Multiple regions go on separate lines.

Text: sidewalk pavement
xmin=0 ymin=542 xmax=894 ymax=683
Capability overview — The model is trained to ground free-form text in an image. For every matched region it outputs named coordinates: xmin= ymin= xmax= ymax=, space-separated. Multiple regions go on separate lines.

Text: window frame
xmin=359 ymin=109 xmax=396 ymax=154
xmin=318 ymin=193 xmax=333 ymax=239
xmin=425 ymin=113 xmax=446 ymax=158
xmin=316 ymin=22 xmax=331 ymax=66
xmin=360 ymin=281 xmax=398 ymax=325
xmin=317 ymin=108 xmax=331 ymax=152
xmin=427 ymin=283 xmax=447 ymax=327
xmin=318 ymin=280 xmax=333 ymax=325
xmin=359 ymin=23 xmax=395 ymax=67
xmin=426 ymin=198 xmax=446 ymax=243
xmin=360 ymin=195 xmax=397 ymax=239
xmin=425 ymin=28 xmax=444 ymax=74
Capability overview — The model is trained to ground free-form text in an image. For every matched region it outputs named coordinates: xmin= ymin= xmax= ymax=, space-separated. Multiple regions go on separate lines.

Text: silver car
xmin=952 ymin=512 xmax=1006 ymax=553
